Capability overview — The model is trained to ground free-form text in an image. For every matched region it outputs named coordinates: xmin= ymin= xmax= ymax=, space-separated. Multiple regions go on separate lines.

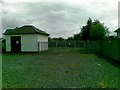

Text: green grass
xmin=2 ymin=48 xmax=119 ymax=88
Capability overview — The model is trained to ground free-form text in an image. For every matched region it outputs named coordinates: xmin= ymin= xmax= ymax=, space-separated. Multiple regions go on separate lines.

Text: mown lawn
xmin=2 ymin=48 xmax=119 ymax=88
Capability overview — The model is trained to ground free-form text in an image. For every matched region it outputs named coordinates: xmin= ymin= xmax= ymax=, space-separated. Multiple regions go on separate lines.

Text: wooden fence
xmin=84 ymin=39 xmax=120 ymax=61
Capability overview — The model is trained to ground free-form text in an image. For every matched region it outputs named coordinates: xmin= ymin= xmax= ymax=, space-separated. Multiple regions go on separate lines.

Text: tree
xmin=73 ymin=33 xmax=81 ymax=41
xmin=48 ymin=37 xmax=54 ymax=41
xmin=58 ymin=37 xmax=65 ymax=41
xmin=67 ymin=37 xmax=74 ymax=41
xmin=90 ymin=20 xmax=109 ymax=40
xmin=81 ymin=17 xmax=92 ymax=40
xmin=52 ymin=37 xmax=65 ymax=41
xmin=80 ymin=18 xmax=109 ymax=41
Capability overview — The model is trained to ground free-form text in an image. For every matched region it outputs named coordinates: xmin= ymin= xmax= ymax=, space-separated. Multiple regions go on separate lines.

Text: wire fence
xmin=2 ymin=38 xmax=120 ymax=61
xmin=48 ymin=41 xmax=84 ymax=47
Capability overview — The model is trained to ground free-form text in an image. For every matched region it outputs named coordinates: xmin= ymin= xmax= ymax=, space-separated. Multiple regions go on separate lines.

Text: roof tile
xmin=3 ymin=25 xmax=49 ymax=36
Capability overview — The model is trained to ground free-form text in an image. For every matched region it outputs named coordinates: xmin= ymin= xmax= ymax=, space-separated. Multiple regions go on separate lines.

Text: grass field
xmin=2 ymin=48 xmax=120 ymax=88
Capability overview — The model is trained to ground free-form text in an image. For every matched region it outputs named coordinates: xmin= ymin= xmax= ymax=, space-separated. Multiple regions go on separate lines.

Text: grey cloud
xmin=2 ymin=15 xmax=33 ymax=32
xmin=2 ymin=1 xmax=118 ymax=38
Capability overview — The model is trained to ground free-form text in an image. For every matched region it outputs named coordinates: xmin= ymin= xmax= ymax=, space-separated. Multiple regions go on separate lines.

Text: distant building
xmin=114 ymin=28 xmax=120 ymax=38
xmin=3 ymin=25 xmax=49 ymax=52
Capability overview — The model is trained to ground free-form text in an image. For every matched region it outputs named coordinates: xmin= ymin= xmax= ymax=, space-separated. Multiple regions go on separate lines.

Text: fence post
xmin=65 ymin=41 xmax=66 ymax=47
xmin=74 ymin=41 xmax=76 ymax=48
xmin=56 ymin=42 xmax=57 ymax=47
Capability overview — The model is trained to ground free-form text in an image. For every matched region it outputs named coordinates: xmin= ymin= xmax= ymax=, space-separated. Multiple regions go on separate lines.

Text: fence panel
xmin=118 ymin=39 xmax=120 ymax=60
xmin=48 ymin=41 xmax=83 ymax=47
xmin=57 ymin=41 xmax=66 ymax=47
xmin=112 ymin=39 xmax=119 ymax=60
xmin=48 ymin=41 xmax=56 ymax=47
xmin=101 ymin=39 xmax=119 ymax=60
xmin=84 ymin=39 xmax=120 ymax=61
xmin=101 ymin=40 xmax=111 ymax=57
xmin=76 ymin=41 xmax=84 ymax=47
xmin=83 ymin=41 xmax=100 ymax=53
xmin=66 ymin=41 xmax=75 ymax=47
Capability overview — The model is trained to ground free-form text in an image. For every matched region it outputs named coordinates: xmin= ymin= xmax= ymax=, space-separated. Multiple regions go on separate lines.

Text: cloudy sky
xmin=0 ymin=0 xmax=119 ymax=38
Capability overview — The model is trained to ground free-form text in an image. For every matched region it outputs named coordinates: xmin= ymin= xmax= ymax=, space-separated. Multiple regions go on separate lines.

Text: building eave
xmin=3 ymin=25 xmax=50 ymax=36
xmin=114 ymin=28 xmax=120 ymax=32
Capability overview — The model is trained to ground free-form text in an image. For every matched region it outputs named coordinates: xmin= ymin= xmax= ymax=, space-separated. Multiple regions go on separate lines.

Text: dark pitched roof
xmin=3 ymin=25 xmax=50 ymax=36
xmin=114 ymin=28 xmax=120 ymax=32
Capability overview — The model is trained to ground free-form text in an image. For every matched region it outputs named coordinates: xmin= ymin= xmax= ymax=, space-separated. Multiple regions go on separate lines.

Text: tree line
xmin=49 ymin=18 xmax=110 ymax=41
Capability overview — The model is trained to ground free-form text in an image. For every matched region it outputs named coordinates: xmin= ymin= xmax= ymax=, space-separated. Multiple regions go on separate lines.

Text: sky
xmin=0 ymin=0 xmax=119 ymax=38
